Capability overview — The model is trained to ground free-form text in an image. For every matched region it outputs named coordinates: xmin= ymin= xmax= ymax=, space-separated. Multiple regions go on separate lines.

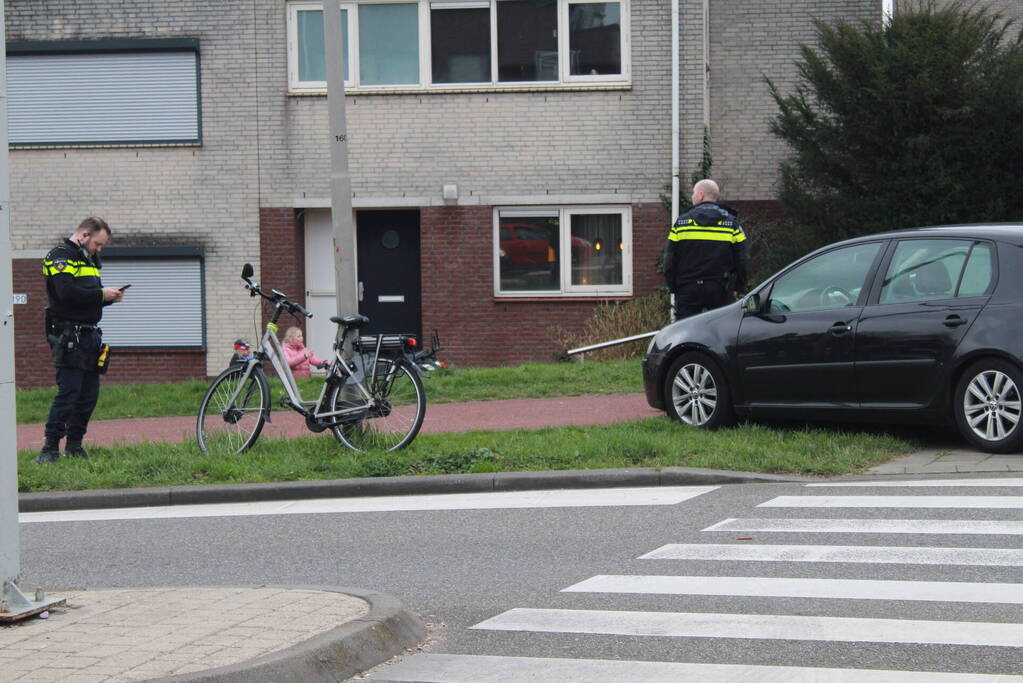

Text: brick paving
xmin=0 ymin=587 xmax=367 ymax=682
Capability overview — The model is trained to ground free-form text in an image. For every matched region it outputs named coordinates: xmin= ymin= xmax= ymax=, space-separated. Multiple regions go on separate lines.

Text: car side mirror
xmin=241 ymin=263 xmax=254 ymax=281
xmin=742 ymin=292 xmax=761 ymax=315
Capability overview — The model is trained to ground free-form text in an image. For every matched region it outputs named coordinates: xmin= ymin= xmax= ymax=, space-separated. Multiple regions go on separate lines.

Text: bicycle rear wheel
xmin=196 ymin=366 xmax=270 ymax=454
xmin=330 ymin=358 xmax=425 ymax=451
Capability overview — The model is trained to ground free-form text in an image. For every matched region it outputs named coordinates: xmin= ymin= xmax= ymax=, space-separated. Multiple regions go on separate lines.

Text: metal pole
xmin=0 ymin=0 xmax=63 ymax=622
xmin=565 ymin=331 xmax=658 ymax=357
xmin=323 ymin=0 xmax=358 ymax=331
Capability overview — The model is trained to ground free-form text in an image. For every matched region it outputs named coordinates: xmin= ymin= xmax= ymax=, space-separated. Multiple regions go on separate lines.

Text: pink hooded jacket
xmin=283 ymin=342 xmax=327 ymax=378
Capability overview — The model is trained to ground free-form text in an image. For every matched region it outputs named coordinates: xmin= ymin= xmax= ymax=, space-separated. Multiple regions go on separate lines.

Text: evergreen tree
xmin=768 ymin=0 xmax=1023 ymax=247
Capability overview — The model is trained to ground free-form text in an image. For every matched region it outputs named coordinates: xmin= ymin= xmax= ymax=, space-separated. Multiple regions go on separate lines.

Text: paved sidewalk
xmin=867 ymin=447 xmax=1023 ymax=474
xmin=0 ymin=587 xmax=422 ymax=683
xmin=16 ymin=393 xmax=662 ymax=452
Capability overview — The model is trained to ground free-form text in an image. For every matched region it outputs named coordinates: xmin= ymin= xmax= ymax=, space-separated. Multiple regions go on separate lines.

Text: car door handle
xmin=943 ymin=315 xmax=967 ymax=328
xmin=829 ymin=322 xmax=852 ymax=335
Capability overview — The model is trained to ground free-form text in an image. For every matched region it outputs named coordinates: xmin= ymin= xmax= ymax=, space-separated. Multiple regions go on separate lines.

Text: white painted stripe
xmin=471 ymin=608 xmax=1023 ymax=647
xmin=639 ymin=543 xmax=1023 ymax=566
xmin=760 ymin=496 xmax=1023 ymax=509
xmin=809 ymin=478 xmax=1023 ymax=488
xmin=367 ymin=653 xmax=1023 ymax=682
xmin=18 ymin=486 xmax=718 ymax=524
xmin=562 ymin=575 xmax=1023 ymax=604
xmin=705 ymin=518 xmax=1023 ymax=535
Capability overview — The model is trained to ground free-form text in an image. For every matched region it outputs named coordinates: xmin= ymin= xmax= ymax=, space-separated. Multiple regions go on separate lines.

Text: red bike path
xmin=16 ymin=393 xmax=662 ymax=451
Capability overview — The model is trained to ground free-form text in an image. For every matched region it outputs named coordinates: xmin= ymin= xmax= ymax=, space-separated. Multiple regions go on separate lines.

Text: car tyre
xmin=954 ymin=358 xmax=1023 ymax=453
xmin=663 ymin=352 xmax=734 ymax=429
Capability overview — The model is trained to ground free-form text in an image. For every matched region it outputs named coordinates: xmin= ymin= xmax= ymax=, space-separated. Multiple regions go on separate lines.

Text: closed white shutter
xmin=99 ymin=259 xmax=204 ymax=348
xmin=7 ymin=51 xmax=200 ymax=145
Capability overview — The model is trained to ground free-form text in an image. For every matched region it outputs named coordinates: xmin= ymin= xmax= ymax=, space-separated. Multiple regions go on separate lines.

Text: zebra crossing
xmin=367 ymin=478 xmax=1023 ymax=681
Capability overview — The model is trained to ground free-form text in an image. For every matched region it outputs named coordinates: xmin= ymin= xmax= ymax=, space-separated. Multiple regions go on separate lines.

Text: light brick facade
xmin=7 ymin=0 xmax=920 ymax=387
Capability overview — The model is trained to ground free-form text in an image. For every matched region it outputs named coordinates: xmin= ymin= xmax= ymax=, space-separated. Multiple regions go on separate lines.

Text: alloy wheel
xmin=671 ymin=363 xmax=718 ymax=426
xmin=963 ymin=369 xmax=1023 ymax=442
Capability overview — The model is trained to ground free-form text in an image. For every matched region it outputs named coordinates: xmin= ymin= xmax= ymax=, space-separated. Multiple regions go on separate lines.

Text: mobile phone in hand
xmin=119 ymin=284 xmax=132 ymax=291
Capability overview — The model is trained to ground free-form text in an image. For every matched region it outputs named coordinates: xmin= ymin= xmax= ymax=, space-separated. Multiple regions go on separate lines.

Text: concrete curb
xmin=152 ymin=586 xmax=425 ymax=683
xmin=19 ymin=467 xmax=812 ymax=512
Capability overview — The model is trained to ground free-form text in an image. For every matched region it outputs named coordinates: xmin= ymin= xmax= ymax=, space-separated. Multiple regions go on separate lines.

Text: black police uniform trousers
xmin=44 ymin=328 xmax=102 ymax=442
xmin=673 ymin=279 xmax=732 ymax=320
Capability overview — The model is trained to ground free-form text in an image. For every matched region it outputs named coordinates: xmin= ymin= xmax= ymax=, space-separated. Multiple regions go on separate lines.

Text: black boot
xmin=37 ymin=437 xmax=61 ymax=464
xmin=65 ymin=439 xmax=89 ymax=458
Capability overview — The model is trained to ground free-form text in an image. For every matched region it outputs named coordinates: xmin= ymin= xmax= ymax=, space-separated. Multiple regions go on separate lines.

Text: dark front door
xmin=357 ymin=210 xmax=422 ymax=338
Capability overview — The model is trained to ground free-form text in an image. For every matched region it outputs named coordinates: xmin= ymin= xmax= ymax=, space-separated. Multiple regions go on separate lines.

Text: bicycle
xmin=196 ymin=263 xmax=426 ymax=454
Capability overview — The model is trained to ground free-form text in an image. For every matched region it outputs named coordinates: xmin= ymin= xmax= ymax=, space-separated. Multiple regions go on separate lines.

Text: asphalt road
xmin=18 ymin=476 xmax=1023 ymax=680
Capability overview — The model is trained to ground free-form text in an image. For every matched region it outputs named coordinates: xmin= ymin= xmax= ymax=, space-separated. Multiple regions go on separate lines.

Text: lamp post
xmin=0 ymin=0 xmax=64 ymax=622
xmin=323 ymin=0 xmax=358 ymax=326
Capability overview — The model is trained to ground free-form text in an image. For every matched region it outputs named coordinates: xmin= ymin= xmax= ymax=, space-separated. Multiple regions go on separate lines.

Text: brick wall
xmin=420 ymin=202 xmax=667 ymax=366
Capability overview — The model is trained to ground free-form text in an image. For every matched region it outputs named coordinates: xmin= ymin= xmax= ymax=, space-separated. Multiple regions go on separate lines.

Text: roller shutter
xmin=99 ymin=258 xmax=204 ymax=348
xmin=7 ymin=49 xmax=200 ymax=146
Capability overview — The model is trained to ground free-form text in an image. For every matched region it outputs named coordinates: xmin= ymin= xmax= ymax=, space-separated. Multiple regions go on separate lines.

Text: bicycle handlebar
xmin=243 ymin=275 xmax=313 ymax=318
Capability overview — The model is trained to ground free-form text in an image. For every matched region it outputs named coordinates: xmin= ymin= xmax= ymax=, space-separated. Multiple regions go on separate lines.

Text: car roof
xmin=859 ymin=223 xmax=1023 ymax=245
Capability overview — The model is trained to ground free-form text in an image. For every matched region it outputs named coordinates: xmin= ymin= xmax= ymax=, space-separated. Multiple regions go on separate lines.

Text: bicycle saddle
xmin=331 ymin=313 xmax=370 ymax=329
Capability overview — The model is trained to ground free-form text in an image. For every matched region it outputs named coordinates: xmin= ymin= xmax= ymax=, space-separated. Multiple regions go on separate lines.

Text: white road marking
xmin=759 ymin=496 xmax=1023 ymax=509
xmin=639 ymin=543 xmax=1023 ymax=566
xmin=705 ymin=518 xmax=1023 ymax=535
xmin=808 ymin=478 xmax=1023 ymax=488
xmin=562 ymin=575 xmax=1023 ymax=604
xmin=366 ymin=653 xmax=1023 ymax=682
xmin=18 ymin=486 xmax=719 ymax=524
xmin=471 ymin=608 xmax=1023 ymax=647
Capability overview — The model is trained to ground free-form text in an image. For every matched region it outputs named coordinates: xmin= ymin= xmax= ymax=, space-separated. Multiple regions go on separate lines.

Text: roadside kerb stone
xmin=153 ymin=587 xmax=424 ymax=683
xmin=19 ymin=467 xmax=811 ymax=513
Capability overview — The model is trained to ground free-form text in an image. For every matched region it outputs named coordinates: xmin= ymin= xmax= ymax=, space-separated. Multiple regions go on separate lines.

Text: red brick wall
xmin=12 ymin=258 xmax=207 ymax=389
xmin=259 ymin=208 xmax=305 ymax=332
xmin=419 ymin=202 xmax=668 ymax=366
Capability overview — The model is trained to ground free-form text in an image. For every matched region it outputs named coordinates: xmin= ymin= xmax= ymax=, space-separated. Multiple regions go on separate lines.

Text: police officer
xmin=37 ymin=217 xmax=124 ymax=463
xmin=663 ymin=179 xmax=750 ymax=320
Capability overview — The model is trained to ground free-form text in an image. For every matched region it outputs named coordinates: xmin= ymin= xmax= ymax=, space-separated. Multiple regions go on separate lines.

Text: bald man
xmin=663 ymin=179 xmax=750 ymax=319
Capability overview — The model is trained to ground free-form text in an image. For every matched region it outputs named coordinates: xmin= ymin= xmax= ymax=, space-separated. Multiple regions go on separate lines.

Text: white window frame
xmin=286 ymin=0 xmax=630 ymax=92
xmin=287 ymin=1 xmax=357 ymax=92
xmin=493 ymin=205 xmax=632 ymax=298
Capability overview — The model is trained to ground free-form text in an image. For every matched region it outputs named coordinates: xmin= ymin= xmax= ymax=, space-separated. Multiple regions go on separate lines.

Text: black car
xmin=643 ymin=224 xmax=1023 ymax=453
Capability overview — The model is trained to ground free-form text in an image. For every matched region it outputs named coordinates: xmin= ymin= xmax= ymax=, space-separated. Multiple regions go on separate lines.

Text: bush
xmin=549 ymin=290 xmax=671 ymax=361
xmin=769 ymin=0 xmax=1023 ymax=247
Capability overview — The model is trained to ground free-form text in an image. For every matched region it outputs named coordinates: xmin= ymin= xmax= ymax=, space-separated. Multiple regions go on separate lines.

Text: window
xmin=7 ymin=40 xmax=201 ymax=147
xmin=879 ymin=239 xmax=994 ymax=304
xmin=99 ymin=248 xmax=205 ymax=348
xmin=768 ymin=243 xmax=882 ymax=314
xmin=287 ymin=0 xmax=629 ymax=91
xmin=495 ymin=206 xmax=631 ymax=296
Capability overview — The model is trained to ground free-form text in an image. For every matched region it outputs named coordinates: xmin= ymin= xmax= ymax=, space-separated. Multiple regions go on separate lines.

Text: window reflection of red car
xmin=499 ymin=223 xmax=590 ymax=268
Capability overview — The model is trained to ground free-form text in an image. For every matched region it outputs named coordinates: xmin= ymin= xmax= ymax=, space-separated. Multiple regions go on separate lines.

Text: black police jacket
xmin=42 ymin=238 xmax=107 ymax=325
xmin=663 ymin=202 xmax=750 ymax=292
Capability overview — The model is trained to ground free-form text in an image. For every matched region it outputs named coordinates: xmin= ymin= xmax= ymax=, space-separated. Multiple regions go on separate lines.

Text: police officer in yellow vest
xmin=663 ymin=179 xmax=749 ymax=320
xmin=37 ymin=217 xmax=124 ymax=463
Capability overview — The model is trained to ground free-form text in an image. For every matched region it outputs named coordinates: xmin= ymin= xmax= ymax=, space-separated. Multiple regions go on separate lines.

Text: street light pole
xmin=0 ymin=0 xmax=64 ymax=622
xmin=322 ymin=0 xmax=358 ymax=327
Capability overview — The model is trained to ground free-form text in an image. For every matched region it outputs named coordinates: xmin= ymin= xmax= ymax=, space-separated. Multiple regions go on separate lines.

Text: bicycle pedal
xmin=278 ymin=395 xmax=292 ymax=409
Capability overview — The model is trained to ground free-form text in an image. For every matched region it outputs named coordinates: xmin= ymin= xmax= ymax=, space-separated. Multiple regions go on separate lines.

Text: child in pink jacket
xmin=282 ymin=326 xmax=328 ymax=377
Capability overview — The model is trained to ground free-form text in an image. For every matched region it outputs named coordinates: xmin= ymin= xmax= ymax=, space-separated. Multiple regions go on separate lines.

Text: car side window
xmin=767 ymin=242 xmax=882 ymax=314
xmin=879 ymin=239 xmax=972 ymax=304
xmin=957 ymin=242 xmax=994 ymax=297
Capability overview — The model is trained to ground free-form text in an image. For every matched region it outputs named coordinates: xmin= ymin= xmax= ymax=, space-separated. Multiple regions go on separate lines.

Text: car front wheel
xmin=664 ymin=352 xmax=734 ymax=429
xmin=954 ymin=359 xmax=1023 ymax=453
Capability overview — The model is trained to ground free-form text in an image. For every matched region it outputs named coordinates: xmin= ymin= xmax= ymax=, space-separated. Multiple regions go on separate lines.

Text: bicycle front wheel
xmin=330 ymin=358 xmax=425 ymax=451
xmin=196 ymin=366 xmax=270 ymax=454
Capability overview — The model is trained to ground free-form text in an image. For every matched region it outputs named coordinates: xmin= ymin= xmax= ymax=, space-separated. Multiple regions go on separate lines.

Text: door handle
xmin=943 ymin=315 xmax=967 ymax=328
xmin=358 ymin=281 xmax=364 ymax=303
xmin=829 ymin=322 xmax=852 ymax=334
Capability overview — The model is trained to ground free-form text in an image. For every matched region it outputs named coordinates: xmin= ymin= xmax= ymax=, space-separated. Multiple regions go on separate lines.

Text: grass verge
xmin=16 ymin=417 xmax=916 ymax=492
xmin=16 ymin=359 xmax=644 ymax=424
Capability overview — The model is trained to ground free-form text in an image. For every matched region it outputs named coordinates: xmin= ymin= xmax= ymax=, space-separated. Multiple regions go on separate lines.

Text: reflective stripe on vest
xmin=668 ymin=219 xmax=746 ymax=243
